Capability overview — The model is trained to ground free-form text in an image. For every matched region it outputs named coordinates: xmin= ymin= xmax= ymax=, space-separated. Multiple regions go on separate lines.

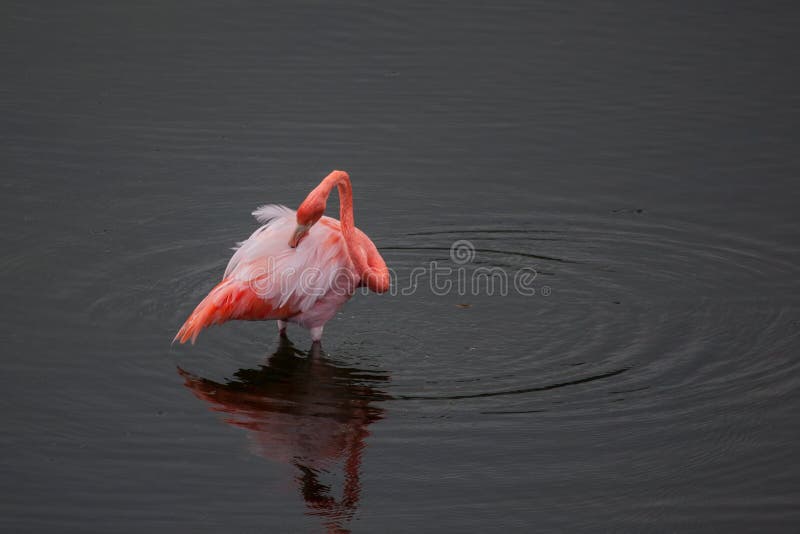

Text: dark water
xmin=2 ymin=1 xmax=799 ymax=532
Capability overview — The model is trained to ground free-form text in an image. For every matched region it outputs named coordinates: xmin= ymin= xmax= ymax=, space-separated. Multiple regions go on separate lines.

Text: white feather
xmin=223 ymin=206 xmax=357 ymax=325
xmin=252 ymin=204 xmax=294 ymax=224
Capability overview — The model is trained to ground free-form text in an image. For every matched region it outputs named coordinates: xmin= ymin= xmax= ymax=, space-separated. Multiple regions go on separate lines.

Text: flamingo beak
xmin=289 ymin=224 xmax=311 ymax=248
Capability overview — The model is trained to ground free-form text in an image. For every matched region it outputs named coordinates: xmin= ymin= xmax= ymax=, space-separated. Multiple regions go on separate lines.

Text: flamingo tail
xmin=174 ymin=278 xmax=273 ymax=344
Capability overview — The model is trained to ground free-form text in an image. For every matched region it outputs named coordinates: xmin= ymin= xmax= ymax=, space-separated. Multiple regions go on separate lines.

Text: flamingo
xmin=174 ymin=170 xmax=390 ymax=344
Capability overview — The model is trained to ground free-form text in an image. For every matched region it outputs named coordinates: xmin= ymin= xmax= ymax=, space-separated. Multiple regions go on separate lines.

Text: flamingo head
xmin=290 ymin=194 xmax=326 ymax=248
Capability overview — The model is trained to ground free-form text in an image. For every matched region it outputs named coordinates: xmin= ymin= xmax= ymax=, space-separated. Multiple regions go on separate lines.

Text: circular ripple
xmin=345 ymin=213 xmax=800 ymax=427
xmin=56 ymin=204 xmax=800 ymax=432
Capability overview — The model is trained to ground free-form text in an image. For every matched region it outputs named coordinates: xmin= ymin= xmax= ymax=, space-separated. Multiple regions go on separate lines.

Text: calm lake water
xmin=2 ymin=1 xmax=799 ymax=532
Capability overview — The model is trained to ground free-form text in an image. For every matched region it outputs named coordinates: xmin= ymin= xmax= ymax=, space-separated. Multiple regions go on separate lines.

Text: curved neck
xmin=315 ymin=170 xmax=368 ymax=275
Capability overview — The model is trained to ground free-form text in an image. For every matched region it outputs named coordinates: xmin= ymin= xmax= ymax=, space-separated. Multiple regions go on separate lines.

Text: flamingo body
xmin=175 ymin=171 xmax=388 ymax=344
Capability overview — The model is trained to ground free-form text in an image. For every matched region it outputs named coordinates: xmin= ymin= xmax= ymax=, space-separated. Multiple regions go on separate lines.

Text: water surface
xmin=2 ymin=1 xmax=799 ymax=532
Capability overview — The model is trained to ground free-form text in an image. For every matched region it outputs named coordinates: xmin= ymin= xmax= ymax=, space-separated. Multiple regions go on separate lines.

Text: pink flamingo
xmin=174 ymin=170 xmax=390 ymax=344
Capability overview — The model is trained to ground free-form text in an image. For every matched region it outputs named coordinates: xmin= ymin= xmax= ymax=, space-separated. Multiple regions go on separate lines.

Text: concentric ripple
xmin=58 ymin=203 xmax=800 ymax=426
xmin=339 ymin=212 xmax=800 ymax=430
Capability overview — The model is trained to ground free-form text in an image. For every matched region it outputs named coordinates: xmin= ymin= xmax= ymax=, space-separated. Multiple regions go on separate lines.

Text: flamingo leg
xmin=310 ymin=326 xmax=324 ymax=343
xmin=277 ymin=320 xmax=288 ymax=336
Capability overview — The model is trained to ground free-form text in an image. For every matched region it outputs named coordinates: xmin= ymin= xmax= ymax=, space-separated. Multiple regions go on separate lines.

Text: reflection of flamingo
xmin=175 ymin=170 xmax=390 ymax=344
xmin=178 ymin=339 xmax=390 ymax=533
